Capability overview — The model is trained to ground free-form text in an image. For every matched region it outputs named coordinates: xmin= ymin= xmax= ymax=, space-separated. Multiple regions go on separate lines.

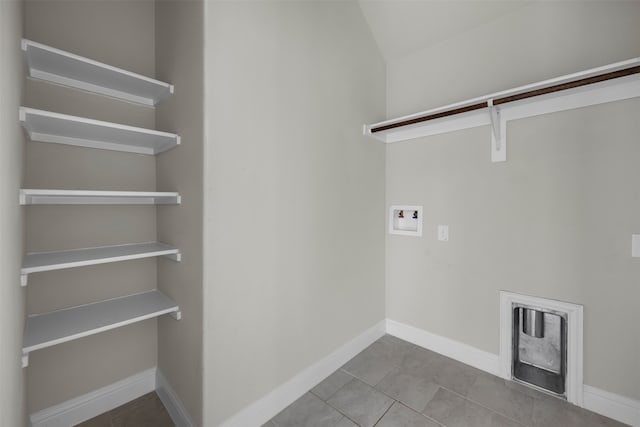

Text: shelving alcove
xmin=20 ymin=38 xmax=182 ymax=368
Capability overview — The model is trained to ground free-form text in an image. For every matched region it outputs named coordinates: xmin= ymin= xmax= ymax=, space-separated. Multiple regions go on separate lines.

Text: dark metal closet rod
xmin=371 ymin=65 xmax=640 ymax=134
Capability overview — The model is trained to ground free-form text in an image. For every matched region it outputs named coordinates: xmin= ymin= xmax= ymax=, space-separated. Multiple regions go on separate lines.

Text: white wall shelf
xmin=22 ymin=290 xmax=181 ymax=367
xmin=20 ymin=189 xmax=181 ymax=205
xmin=365 ymin=58 xmax=640 ymax=162
xmin=21 ymin=242 xmax=181 ymax=287
xmin=22 ymin=39 xmax=173 ymax=106
xmin=20 ymin=107 xmax=180 ymax=155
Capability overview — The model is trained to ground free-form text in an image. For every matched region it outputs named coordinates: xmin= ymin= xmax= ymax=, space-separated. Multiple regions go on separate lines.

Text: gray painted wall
xmin=202 ymin=1 xmax=386 ymax=424
xmin=386 ymin=1 xmax=640 ymax=401
xmin=23 ymin=0 xmax=159 ymax=413
xmin=155 ymin=1 xmax=204 ymax=425
xmin=0 ymin=0 xmax=26 ymax=425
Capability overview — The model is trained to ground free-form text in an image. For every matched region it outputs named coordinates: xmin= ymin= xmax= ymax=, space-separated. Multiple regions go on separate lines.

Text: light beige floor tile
xmin=376 ymin=402 xmax=441 ymax=427
xmin=312 ymin=370 xmax=355 ymax=401
xmin=376 ymin=367 xmax=440 ymax=412
xmin=467 ymin=372 xmax=534 ymax=426
xmin=327 ymin=378 xmax=394 ymax=427
xmin=272 ymin=392 xmax=343 ymax=427
xmin=423 ymin=387 xmax=522 ymax=427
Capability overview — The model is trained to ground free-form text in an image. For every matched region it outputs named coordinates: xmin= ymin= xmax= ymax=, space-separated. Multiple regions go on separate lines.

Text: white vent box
xmin=389 ymin=205 xmax=423 ymax=237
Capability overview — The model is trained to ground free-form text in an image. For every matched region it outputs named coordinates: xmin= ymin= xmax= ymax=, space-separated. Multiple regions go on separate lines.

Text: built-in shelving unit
xmin=365 ymin=57 xmax=640 ymax=162
xmin=22 ymin=290 xmax=181 ymax=367
xmin=20 ymin=107 xmax=180 ymax=155
xmin=20 ymin=38 xmax=182 ymax=370
xmin=20 ymin=189 xmax=181 ymax=205
xmin=22 ymin=39 xmax=174 ymax=106
xmin=21 ymin=242 xmax=181 ymax=287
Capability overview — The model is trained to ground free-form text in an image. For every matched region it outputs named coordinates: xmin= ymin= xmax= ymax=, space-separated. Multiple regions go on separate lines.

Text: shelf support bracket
xmin=171 ymin=310 xmax=182 ymax=321
xmin=21 ymin=274 xmax=28 ymax=287
xmin=164 ymin=252 xmax=182 ymax=262
xmin=488 ymin=99 xmax=506 ymax=162
xmin=22 ymin=352 xmax=29 ymax=368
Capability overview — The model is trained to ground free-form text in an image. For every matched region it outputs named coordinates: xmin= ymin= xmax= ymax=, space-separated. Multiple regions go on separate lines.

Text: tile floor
xmin=264 ymin=335 xmax=627 ymax=427
xmin=75 ymin=392 xmax=174 ymax=427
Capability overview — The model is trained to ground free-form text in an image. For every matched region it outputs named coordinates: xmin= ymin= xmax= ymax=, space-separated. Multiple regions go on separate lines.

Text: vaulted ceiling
xmin=358 ymin=1 xmax=533 ymax=61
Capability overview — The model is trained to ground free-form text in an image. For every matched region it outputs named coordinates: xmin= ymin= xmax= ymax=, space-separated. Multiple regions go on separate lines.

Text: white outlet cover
xmin=438 ymin=225 xmax=449 ymax=241
xmin=633 ymin=234 xmax=640 ymax=257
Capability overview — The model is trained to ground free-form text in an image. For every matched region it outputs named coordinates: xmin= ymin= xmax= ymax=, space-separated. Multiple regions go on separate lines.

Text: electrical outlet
xmin=438 ymin=225 xmax=449 ymax=242
xmin=633 ymin=234 xmax=640 ymax=257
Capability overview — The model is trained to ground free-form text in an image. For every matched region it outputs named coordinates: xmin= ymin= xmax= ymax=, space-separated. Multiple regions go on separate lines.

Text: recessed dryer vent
xmin=513 ymin=304 xmax=567 ymax=396
xmin=499 ymin=291 xmax=584 ymax=405
xmin=389 ymin=205 xmax=422 ymax=236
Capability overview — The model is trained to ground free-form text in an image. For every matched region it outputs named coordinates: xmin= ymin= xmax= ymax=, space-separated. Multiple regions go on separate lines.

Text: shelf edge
xmin=22 ymin=39 xmax=173 ymax=106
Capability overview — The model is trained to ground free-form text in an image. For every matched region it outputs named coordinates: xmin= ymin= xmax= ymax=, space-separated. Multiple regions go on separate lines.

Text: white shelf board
xmin=21 ymin=242 xmax=181 ymax=285
xmin=20 ymin=107 xmax=180 ymax=155
xmin=23 ymin=39 xmax=173 ymax=106
xmin=20 ymin=189 xmax=181 ymax=205
xmin=23 ymin=290 xmax=180 ymax=366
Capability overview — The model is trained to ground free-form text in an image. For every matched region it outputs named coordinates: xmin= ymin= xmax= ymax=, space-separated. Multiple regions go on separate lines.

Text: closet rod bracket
xmin=488 ymin=100 xmax=501 ymax=145
xmin=22 ymin=352 xmax=29 ymax=368
xmin=21 ymin=274 xmax=28 ymax=287
xmin=488 ymin=99 xmax=506 ymax=162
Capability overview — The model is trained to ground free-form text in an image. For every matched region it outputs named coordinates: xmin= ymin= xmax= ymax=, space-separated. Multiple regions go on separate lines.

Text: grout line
xmin=323 ymin=387 xmax=360 ymax=424
xmin=339 ymin=370 xmax=380 ymax=388
xmin=313 ymin=369 xmax=359 ymax=402
xmin=433 ymin=385 xmax=529 ymax=427
xmin=325 ymin=401 xmax=361 ymax=427
xmin=371 ymin=400 xmax=395 ymax=427
xmin=309 ymin=389 xmax=323 ymax=400
xmin=322 ymin=375 xmax=394 ymax=427
xmin=339 ymin=368 xmax=359 ymax=381
xmin=396 ymin=401 xmax=446 ymax=427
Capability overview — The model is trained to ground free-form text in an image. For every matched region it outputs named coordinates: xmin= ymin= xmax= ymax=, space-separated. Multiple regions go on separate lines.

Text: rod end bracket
xmin=489 ymin=100 xmax=506 ymax=162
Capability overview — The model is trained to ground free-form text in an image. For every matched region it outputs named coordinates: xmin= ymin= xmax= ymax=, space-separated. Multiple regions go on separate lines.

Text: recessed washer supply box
xmin=389 ymin=205 xmax=423 ymax=236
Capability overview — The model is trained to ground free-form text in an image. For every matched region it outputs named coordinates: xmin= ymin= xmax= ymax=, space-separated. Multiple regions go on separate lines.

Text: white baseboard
xmin=584 ymin=385 xmax=640 ymax=427
xmin=29 ymin=368 xmax=156 ymax=427
xmin=217 ymin=320 xmax=387 ymax=427
xmin=29 ymin=320 xmax=639 ymax=427
xmin=386 ymin=318 xmax=501 ymax=376
xmin=387 ymin=318 xmax=640 ymax=427
xmin=156 ymin=370 xmax=197 ymax=427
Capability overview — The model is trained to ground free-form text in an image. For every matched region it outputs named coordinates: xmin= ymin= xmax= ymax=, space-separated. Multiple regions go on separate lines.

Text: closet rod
xmin=371 ymin=65 xmax=640 ymax=134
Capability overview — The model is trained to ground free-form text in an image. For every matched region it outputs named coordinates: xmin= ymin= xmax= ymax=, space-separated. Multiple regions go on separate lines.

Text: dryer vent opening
xmin=512 ymin=304 xmax=568 ymax=397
